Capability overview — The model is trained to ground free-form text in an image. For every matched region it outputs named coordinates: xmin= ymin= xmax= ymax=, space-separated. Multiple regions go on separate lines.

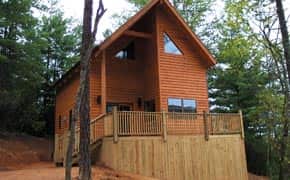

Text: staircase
xmin=71 ymin=138 xmax=103 ymax=165
xmin=54 ymin=114 xmax=111 ymax=165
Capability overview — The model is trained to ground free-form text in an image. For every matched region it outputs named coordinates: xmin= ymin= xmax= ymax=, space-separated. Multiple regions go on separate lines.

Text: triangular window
xmin=164 ymin=33 xmax=182 ymax=55
xmin=115 ymin=42 xmax=135 ymax=60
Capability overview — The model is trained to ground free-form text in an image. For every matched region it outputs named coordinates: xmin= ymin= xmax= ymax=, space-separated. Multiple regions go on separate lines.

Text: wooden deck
xmin=54 ymin=109 xmax=244 ymax=164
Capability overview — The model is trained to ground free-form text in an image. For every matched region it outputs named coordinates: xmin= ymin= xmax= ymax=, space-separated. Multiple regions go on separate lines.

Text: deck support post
xmin=54 ymin=134 xmax=59 ymax=163
xmin=162 ymin=110 xmax=167 ymax=142
xmin=239 ymin=110 xmax=245 ymax=139
xmin=203 ymin=111 xmax=209 ymax=141
xmin=113 ymin=106 xmax=118 ymax=143
xmin=101 ymin=51 xmax=107 ymax=114
xmin=63 ymin=131 xmax=70 ymax=166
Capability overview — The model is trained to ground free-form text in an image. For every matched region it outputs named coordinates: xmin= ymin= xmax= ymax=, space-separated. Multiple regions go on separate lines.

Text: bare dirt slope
xmin=248 ymin=173 xmax=269 ymax=180
xmin=0 ymin=132 xmax=155 ymax=180
xmin=0 ymin=132 xmax=53 ymax=170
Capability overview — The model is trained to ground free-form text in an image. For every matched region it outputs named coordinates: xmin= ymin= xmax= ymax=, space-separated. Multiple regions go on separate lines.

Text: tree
xmin=208 ymin=0 xmax=282 ymax=176
xmin=38 ymin=0 xmax=81 ymax=135
xmin=274 ymin=0 xmax=290 ymax=179
xmin=247 ymin=0 xmax=290 ymax=178
xmin=0 ymin=0 xmax=81 ymax=137
xmin=0 ymin=0 xmax=44 ymax=135
xmin=65 ymin=0 xmax=106 ymax=179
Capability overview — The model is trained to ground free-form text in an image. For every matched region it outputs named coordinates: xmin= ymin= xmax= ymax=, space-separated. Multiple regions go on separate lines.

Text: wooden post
xmin=239 ymin=110 xmax=245 ymax=139
xmin=162 ymin=111 xmax=167 ymax=142
xmin=101 ymin=51 xmax=107 ymax=114
xmin=54 ymin=134 xmax=59 ymax=163
xmin=203 ymin=111 xmax=209 ymax=141
xmin=113 ymin=106 xmax=118 ymax=143
xmin=63 ymin=131 xmax=70 ymax=166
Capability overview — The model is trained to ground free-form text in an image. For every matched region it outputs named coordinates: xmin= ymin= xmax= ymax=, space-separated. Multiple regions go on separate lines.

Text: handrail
xmin=90 ymin=113 xmax=106 ymax=124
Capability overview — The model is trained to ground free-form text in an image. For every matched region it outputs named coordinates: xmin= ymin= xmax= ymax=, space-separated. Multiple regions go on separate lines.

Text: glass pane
xmin=164 ymin=33 xmax=182 ymax=55
xmin=168 ymin=98 xmax=182 ymax=112
xmin=115 ymin=42 xmax=135 ymax=60
xmin=183 ymin=99 xmax=196 ymax=113
xmin=106 ymin=104 xmax=115 ymax=113
xmin=115 ymin=51 xmax=126 ymax=59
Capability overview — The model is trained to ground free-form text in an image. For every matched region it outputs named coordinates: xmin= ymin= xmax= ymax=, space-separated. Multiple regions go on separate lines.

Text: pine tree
xmin=0 ymin=0 xmax=43 ymax=134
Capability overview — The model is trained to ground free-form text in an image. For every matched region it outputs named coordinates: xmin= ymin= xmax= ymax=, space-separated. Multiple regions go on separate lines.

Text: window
xmin=69 ymin=110 xmax=72 ymax=130
xmin=168 ymin=98 xmax=196 ymax=112
xmin=183 ymin=99 xmax=197 ymax=112
xmin=58 ymin=115 xmax=61 ymax=129
xmin=115 ymin=42 xmax=135 ymax=60
xmin=164 ymin=33 xmax=182 ymax=55
xmin=168 ymin=98 xmax=182 ymax=112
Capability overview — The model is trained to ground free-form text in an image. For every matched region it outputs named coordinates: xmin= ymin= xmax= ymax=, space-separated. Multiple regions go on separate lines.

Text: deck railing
xmin=114 ymin=111 xmax=243 ymax=136
xmin=117 ymin=111 xmax=163 ymax=136
xmin=54 ymin=109 xmax=244 ymax=163
xmin=54 ymin=114 xmax=107 ymax=163
xmin=208 ymin=113 xmax=242 ymax=135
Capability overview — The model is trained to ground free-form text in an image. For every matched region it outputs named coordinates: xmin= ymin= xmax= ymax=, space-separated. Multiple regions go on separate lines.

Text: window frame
xmin=163 ymin=33 xmax=183 ymax=55
xmin=167 ymin=98 xmax=197 ymax=113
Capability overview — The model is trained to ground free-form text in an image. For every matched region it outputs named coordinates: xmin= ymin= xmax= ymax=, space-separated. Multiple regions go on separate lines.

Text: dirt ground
xmin=0 ymin=162 xmax=155 ymax=180
xmin=0 ymin=132 xmax=155 ymax=180
xmin=0 ymin=132 xmax=269 ymax=180
xmin=248 ymin=173 xmax=269 ymax=180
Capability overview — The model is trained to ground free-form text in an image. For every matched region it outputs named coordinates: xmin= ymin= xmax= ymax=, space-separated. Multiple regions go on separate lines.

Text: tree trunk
xmin=78 ymin=0 xmax=93 ymax=179
xmin=274 ymin=0 xmax=290 ymax=179
xmin=65 ymin=110 xmax=76 ymax=180
xmin=65 ymin=0 xmax=106 ymax=180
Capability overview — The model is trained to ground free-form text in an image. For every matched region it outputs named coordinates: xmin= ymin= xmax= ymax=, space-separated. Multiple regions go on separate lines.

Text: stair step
xmin=71 ymin=138 xmax=103 ymax=165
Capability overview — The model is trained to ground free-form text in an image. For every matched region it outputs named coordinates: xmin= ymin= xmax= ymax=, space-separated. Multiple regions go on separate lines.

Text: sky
xmin=59 ymin=0 xmax=134 ymax=41
xmin=58 ymin=0 xmax=290 ymax=42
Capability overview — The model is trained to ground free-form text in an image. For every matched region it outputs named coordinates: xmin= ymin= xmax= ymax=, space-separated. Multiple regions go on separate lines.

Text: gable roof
xmin=94 ymin=0 xmax=216 ymax=66
xmin=54 ymin=0 xmax=216 ymax=88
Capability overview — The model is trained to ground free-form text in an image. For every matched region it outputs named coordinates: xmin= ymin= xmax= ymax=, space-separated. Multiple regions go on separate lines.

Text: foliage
xmin=0 ymin=0 xmax=81 ymax=136
xmin=0 ymin=0 xmax=43 ymax=135
xmin=37 ymin=0 xmax=81 ymax=135
xmin=208 ymin=0 xmax=289 ymax=178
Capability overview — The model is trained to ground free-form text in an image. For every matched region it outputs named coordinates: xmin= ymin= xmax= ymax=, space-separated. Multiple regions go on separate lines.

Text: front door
xmin=144 ymin=100 xmax=155 ymax=112
xmin=106 ymin=103 xmax=133 ymax=112
xmin=118 ymin=104 xmax=132 ymax=111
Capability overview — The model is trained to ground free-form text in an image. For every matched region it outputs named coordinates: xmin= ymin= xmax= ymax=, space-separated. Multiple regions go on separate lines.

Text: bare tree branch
xmin=92 ymin=0 xmax=107 ymax=42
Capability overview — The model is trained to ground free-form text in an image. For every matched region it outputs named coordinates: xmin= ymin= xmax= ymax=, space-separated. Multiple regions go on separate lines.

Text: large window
xmin=115 ymin=42 xmax=135 ymax=60
xmin=164 ymin=33 xmax=182 ymax=55
xmin=168 ymin=98 xmax=196 ymax=112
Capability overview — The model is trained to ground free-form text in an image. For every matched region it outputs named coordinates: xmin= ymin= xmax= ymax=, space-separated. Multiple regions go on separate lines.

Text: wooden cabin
xmin=54 ymin=0 xmax=248 ymax=179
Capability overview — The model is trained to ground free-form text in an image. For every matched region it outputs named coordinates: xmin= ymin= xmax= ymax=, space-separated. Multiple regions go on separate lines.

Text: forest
xmin=0 ymin=0 xmax=289 ymax=179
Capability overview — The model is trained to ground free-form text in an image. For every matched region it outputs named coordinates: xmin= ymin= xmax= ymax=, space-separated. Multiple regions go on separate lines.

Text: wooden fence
xmin=54 ymin=109 xmax=244 ymax=163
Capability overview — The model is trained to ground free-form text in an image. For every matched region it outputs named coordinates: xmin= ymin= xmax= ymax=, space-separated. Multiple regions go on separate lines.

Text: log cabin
xmin=53 ymin=0 xmax=248 ymax=179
